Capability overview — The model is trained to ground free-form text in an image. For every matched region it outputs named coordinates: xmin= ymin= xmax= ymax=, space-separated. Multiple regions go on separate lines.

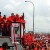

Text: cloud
xmin=46 ymin=0 xmax=50 ymax=6
xmin=34 ymin=16 xmax=50 ymax=32
xmin=10 ymin=0 xmax=21 ymax=6
xmin=4 ymin=4 xmax=14 ymax=11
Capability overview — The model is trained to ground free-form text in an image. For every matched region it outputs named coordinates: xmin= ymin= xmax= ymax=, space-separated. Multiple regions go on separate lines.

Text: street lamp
xmin=25 ymin=1 xmax=35 ymax=34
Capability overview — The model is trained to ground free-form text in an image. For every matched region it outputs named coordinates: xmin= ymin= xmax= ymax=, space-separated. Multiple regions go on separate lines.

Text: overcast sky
xmin=0 ymin=0 xmax=50 ymax=33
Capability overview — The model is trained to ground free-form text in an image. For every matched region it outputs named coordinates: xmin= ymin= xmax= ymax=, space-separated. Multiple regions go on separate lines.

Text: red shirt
xmin=0 ymin=48 xmax=3 ymax=50
xmin=0 ymin=16 xmax=3 ymax=23
xmin=15 ymin=14 xmax=19 ymax=21
xmin=0 ymin=48 xmax=7 ymax=50
xmin=34 ymin=47 xmax=38 ymax=50
xmin=7 ymin=16 xmax=15 ymax=22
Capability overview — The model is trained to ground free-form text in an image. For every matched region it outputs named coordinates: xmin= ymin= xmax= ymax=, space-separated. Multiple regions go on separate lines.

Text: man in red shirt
xmin=0 ymin=42 xmax=8 ymax=50
xmin=0 ymin=12 xmax=3 ymax=23
xmin=0 ymin=12 xmax=2 ymax=19
xmin=15 ymin=14 xmax=19 ymax=21
xmin=0 ymin=12 xmax=3 ymax=36
xmin=7 ymin=13 xmax=15 ymax=22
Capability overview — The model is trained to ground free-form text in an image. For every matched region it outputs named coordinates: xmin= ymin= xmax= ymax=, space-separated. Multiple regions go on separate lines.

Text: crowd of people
xmin=22 ymin=33 xmax=50 ymax=50
xmin=0 ymin=12 xmax=25 ymax=36
xmin=0 ymin=12 xmax=50 ymax=50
